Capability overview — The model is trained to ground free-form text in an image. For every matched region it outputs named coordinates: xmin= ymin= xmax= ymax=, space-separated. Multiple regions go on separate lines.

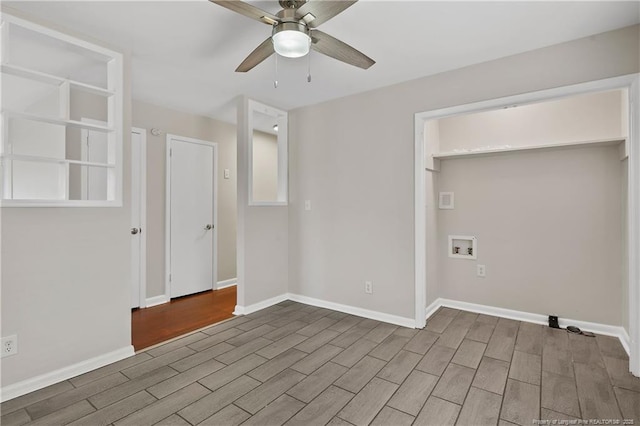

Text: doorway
xmin=165 ymin=134 xmax=218 ymax=299
xmin=131 ymin=131 xmax=235 ymax=352
xmin=414 ymin=74 xmax=639 ymax=375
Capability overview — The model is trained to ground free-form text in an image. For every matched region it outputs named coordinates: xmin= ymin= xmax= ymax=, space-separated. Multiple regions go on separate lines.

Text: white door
xmin=131 ymin=128 xmax=147 ymax=308
xmin=167 ymin=135 xmax=216 ymax=299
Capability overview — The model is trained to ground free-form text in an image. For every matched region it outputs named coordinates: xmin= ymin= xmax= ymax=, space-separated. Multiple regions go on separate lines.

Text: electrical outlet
xmin=224 ymin=169 xmax=230 ymax=179
xmin=304 ymin=200 xmax=311 ymax=211
xmin=477 ymin=264 xmax=486 ymax=278
xmin=1 ymin=335 xmax=18 ymax=357
xmin=365 ymin=281 xmax=373 ymax=294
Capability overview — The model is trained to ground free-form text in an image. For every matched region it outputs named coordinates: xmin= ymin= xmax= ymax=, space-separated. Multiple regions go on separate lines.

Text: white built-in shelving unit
xmin=0 ymin=13 xmax=123 ymax=207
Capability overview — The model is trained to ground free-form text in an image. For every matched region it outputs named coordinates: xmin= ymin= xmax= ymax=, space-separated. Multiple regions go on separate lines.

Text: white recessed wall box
xmin=448 ymin=235 xmax=477 ymax=260
xmin=439 ymin=192 xmax=454 ymax=209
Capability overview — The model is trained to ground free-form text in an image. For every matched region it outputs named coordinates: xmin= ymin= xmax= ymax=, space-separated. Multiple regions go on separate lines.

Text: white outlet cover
xmin=224 ymin=169 xmax=230 ymax=179
xmin=1 ymin=335 xmax=18 ymax=357
xmin=304 ymin=200 xmax=311 ymax=211
xmin=477 ymin=264 xmax=486 ymax=277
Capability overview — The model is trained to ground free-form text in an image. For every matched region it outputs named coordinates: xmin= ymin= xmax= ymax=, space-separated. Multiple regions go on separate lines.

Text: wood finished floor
xmin=3 ymin=303 xmax=640 ymax=426
xmin=132 ymin=287 xmax=236 ymax=351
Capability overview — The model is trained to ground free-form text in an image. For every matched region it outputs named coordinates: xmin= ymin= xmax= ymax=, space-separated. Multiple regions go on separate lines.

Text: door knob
xmin=131 ymin=228 xmax=140 ymax=235
xmin=204 ymin=224 xmax=213 ymax=230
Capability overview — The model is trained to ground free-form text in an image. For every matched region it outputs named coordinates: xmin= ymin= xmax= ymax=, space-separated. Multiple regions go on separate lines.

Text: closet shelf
xmin=432 ymin=137 xmax=626 ymax=160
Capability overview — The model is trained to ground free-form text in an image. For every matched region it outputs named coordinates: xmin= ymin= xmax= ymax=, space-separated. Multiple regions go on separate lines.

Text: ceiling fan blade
xmin=311 ymin=30 xmax=374 ymax=70
xmin=295 ymin=0 xmax=357 ymax=28
xmin=236 ymin=37 xmax=275 ymax=72
xmin=209 ymin=1 xmax=280 ymax=25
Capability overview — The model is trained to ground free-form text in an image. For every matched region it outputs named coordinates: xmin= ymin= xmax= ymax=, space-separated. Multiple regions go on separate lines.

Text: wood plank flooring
xmin=131 ymin=287 xmax=236 ymax=351
xmin=3 ymin=303 xmax=640 ymax=425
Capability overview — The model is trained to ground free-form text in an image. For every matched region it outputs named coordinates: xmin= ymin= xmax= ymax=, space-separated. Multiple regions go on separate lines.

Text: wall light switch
xmin=304 ymin=200 xmax=311 ymax=211
xmin=224 ymin=169 xmax=230 ymax=179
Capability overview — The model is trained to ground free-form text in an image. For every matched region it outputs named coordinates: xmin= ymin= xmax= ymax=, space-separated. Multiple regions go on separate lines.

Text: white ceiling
xmin=4 ymin=1 xmax=639 ymax=125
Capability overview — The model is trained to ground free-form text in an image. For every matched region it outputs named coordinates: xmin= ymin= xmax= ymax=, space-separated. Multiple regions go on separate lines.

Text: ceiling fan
xmin=210 ymin=0 xmax=375 ymax=72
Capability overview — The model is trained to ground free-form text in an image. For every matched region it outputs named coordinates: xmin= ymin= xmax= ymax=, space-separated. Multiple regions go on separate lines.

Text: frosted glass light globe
xmin=273 ymin=29 xmax=311 ymax=58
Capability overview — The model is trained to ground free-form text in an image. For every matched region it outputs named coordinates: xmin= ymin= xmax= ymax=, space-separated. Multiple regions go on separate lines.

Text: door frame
xmin=131 ymin=127 xmax=147 ymax=308
xmin=414 ymin=73 xmax=640 ymax=375
xmin=165 ymin=134 xmax=218 ymax=299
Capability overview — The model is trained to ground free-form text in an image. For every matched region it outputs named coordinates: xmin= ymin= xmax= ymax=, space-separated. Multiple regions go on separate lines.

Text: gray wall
xmin=132 ymin=100 xmax=237 ymax=298
xmin=1 ymin=8 xmax=132 ymax=387
xmin=252 ymin=131 xmax=278 ymax=202
xmin=438 ymin=90 xmax=626 ymax=152
xmin=288 ymin=24 xmax=639 ymax=322
xmin=437 ymin=146 xmax=623 ymax=325
xmin=437 ymin=89 xmax=624 ymax=151
xmin=237 ymin=98 xmax=289 ymax=309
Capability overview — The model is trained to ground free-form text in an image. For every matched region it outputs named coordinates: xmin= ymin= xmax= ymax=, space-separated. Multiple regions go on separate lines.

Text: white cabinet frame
xmin=0 ymin=13 xmax=123 ymax=207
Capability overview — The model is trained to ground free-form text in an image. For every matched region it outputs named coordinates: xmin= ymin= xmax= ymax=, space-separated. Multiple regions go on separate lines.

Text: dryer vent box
xmin=439 ymin=192 xmax=454 ymax=209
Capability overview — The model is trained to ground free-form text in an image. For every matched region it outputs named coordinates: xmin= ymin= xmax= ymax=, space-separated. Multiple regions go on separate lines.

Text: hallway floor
xmin=131 ymin=286 xmax=236 ymax=351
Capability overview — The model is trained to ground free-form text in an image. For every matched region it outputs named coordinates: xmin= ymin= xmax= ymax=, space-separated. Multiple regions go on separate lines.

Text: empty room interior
xmin=1 ymin=1 xmax=640 ymax=425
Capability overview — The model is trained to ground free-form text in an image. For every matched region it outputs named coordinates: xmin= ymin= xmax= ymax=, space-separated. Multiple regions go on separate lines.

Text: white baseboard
xmin=232 ymin=292 xmax=415 ymax=328
xmin=425 ymin=299 xmax=441 ymax=320
xmin=216 ymin=278 xmax=237 ymax=290
xmin=0 ymin=345 xmax=134 ymax=402
xmin=234 ymin=293 xmax=289 ymax=315
xmin=426 ymin=298 xmax=630 ymax=356
xmin=146 ymin=281 xmax=236 ymax=306
xmin=145 ymin=295 xmax=169 ymax=308
xmin=620 ymin=328 xmax=631 ymax=356
xmin=287 ymin=293 xmax=416 ymax=328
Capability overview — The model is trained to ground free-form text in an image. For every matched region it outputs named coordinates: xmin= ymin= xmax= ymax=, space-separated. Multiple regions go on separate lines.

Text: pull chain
xmin=274 ymin=53 xmax=279 ymax=89
xmin=307 ymin=50 xmax=312 ymax=83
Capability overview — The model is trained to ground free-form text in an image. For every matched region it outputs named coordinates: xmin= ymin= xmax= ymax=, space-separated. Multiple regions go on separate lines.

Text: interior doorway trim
xmin=414 ymin=73 xmax=640 ymax=375
xmin=165 ymin=134 xmax=219 ymax=300
xmin=131 ymin=127 xmax=147 ymax=308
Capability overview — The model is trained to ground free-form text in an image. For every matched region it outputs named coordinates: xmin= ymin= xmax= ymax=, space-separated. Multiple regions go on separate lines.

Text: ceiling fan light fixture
xmin=272 ymin=22 xmax=310 ymax=58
